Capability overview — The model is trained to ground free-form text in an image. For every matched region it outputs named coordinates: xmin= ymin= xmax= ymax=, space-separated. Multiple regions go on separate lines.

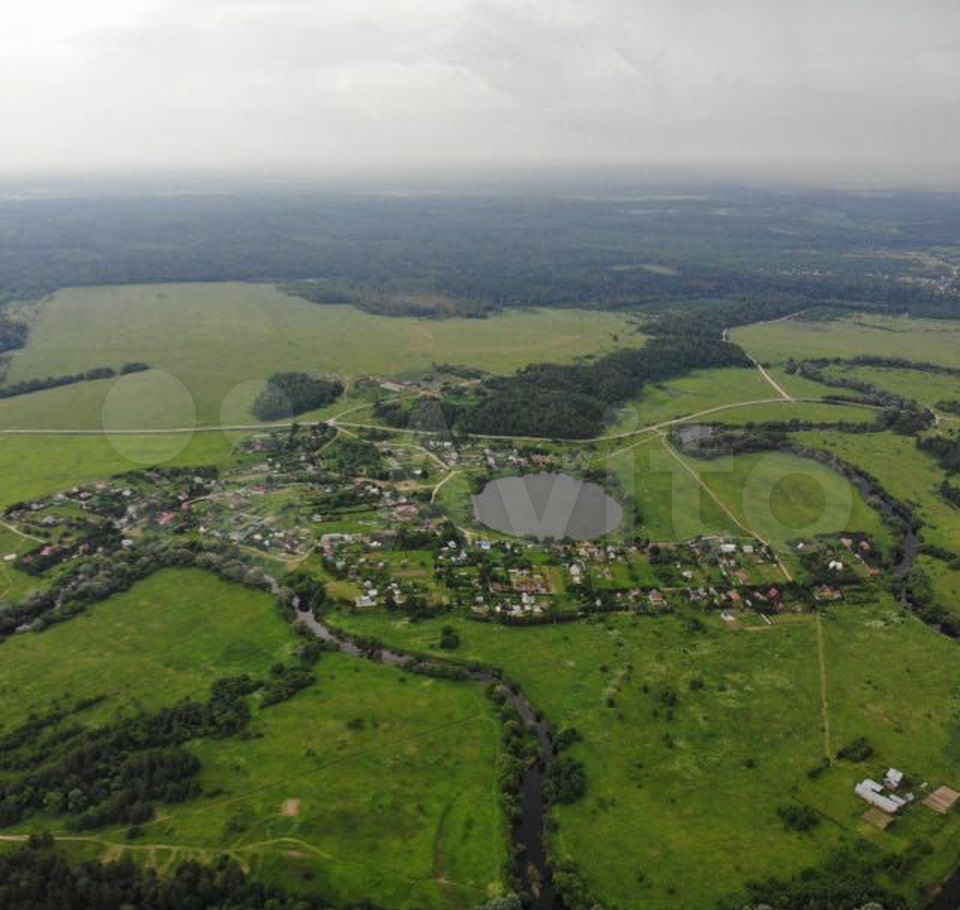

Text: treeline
xmin=0 ymin=844 xmax=339 ymax=910
xmin=0 ymin=316 xmax=28 ymax=352
xmin=457 ymin=335 xmax=750 ymax=439
xmin=0 ymin=636 xmax=325 ymax=831
xmin=717 ymin=844 xmax=910 ymax=910
xmin=0 ymin=363 xmax=149 ymax=399
xmin=786 ymin=357 xmax=936 ymax=434
xmin=919 ymin=434 xmax=960 ymax=475
xmin=0 ymin=536 xmax=282 ymax=640
xmin=252 ymin=372 xmax=343 ymax=421
xmin=0 ymin=675 xmax=253 ymax=829
xmin=283 ymin=279 xmax=493 ymax=318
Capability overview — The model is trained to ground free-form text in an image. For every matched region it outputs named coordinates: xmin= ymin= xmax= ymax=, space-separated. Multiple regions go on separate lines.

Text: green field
xmin=0 ymin=569 xmax=295 ymax=726
xmin=0 ymin=530 xmax=39 ymax=602
xmin=329 ymin=599 xmax=960 ymax=910
xmin=690 ymin=449 xmax=893 ymax=552
xmin=0 ymin=433 xmax=238 ymax=510
xmin=797 ymin=430 xmax=960 ymax=553
xmin=822 ymin=364 xmax=960 ymax=411
xmin=159 ymin=655 xmax=506 ymax=909
xmin=698 ymin=400 xmax=879 ymax=427
xmin=4 ymin=283 xmax=644 ymax=426
xmin=600 ymin=439 xmax=889 ymax=550
xmin=604 ymin=434 xmax=739 ymax=541
xmin=607 ymin=367 xmax=774 ymax=434
xmin=920 ymin=555 xmax=960 ymax=613
xmin=0 ymin=568 xmax=507 ymax=908
xmin=733 ymin=314 xmax=960 ymax=369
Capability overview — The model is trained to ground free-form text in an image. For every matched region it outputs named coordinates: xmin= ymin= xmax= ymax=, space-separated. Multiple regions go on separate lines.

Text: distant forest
xmin=1 ymin=186 xmax=959 ymax=320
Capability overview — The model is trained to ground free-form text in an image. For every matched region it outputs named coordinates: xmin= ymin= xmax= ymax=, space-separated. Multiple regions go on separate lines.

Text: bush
xmin=777 ymin=803 xmax=821 ymax=832
xmin=837 ymin=736 xmax=875 ymax=762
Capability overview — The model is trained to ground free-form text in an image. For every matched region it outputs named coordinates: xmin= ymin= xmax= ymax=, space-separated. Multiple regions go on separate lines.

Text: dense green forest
xmin=1 ymin=187 xmax=958 ymax=317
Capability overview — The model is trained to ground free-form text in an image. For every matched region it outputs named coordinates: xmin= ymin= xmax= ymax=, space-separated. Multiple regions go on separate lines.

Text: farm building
xmin=855 ymin=779 xmax=907 ymax=814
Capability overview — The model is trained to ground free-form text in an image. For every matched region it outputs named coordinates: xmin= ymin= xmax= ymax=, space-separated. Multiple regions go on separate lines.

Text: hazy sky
xmin=4 ymin=0 xmax=959 ymax=183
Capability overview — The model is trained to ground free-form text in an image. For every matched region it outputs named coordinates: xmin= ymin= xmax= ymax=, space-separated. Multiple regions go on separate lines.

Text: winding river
xmin=294 ymin=608 xmax=564 ymax=909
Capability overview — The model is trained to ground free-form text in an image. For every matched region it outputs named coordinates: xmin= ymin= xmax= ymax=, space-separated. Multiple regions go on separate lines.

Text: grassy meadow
xmin=607 ymin=367 xmax=774 ymax=434
xmin=0 ymin=433 xmax=238 ymax=510
xmin=690 ymin=449 xmax=893 ymax=552
xmin=797 ymin=431 xmax=960 ymax=554
xmin=598 ymin=439 xmax=888 ymax=551
xmin=821 ymin=364 xmax=960 ymax=411
xmin=330 ymin=598 xmax=960 ymax=910
xmin=732 ymin=314 xmax=960 ymax=369
xmin=0 ymin=568 xmax=508 ymax=909
xmin=3 ymin=283 xmax=644 ymax=427
xmin=0 ymin=569 xmax=295 ymax=727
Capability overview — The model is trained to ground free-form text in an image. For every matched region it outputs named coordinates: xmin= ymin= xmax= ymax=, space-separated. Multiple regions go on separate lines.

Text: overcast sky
xmin=3 ymin=0 xmax=959 ymax=184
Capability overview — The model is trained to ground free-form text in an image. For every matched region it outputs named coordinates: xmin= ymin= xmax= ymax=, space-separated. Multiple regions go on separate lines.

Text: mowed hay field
xmin=732 ymin=313 xmax=960 ymax=368
xmin=330 ymin=601 xmax=960 ymax=909
xmin=0 ymin=568 xmax=507 ymax=909
xmin=3 ymin=283 xmax=644 ymax=426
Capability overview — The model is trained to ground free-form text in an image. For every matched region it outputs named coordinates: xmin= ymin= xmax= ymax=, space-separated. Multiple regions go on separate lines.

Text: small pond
xmin=472 ymin=472 xmax=623 ymax=541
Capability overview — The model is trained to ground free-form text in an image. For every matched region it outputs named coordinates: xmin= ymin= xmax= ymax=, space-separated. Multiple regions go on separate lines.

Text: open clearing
xmin=733 ymin=313 xmax=960 ymax=368
xmin=3 ymin=283 xmax=644 ymax=426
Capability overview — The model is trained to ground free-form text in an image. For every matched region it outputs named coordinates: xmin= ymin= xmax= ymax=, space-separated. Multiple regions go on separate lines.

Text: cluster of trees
xmin=485 ymin=683 xmax=540 ymax=825
xmin=837 ymin=736 xmax=875 ymax=762
xmin=919 ymin=433 xmax=960 ymax=474
xmin=543 ymin=755 xmax=587 ymax=804
xmin=937 ymin=399 xmax=960 ymax=415
xmin=0 ymin=362 xmax=149 ymax=401
xmin=0 ymin=673 xmax=260 ymax=830
xmin=940 ymin=480 xmax=960 ymax=509
xmin=252 ymin=372 xmax=343 ymax=421
xmin=876 ymin=405 xmax=935 ymax=435
xmin=905 ymin=564 xmax=960 ymax=638
xmin=438 ymin=625 xmax=460 ymax=649
xmin=0 ymin=536 xmax=278 ymax=640
xmin=283 ymin=279 xmax=492 ymax=318
xmin=0 ymin=641 xmax=327 ymax=831
xmin=322 ymin=436 xmax=386 ymax=478
xmin=777 ymin=803 xmax=820 ymax=832
xmin=0 ymin=316 xmax=28 ymax=351
xmin=786 ymin=358 xmax=922 ymax=412
xmin=458 ymin=334 xmax=750 ymax=439
xmin=260 ymin=663 xmax=315 ymax=707
xmin=718 ymin=844 xmax=907 ymax=910
xmin=285 ymin=570 xmax=328 ymax=616
xmin=373 ymin=397 xmax=459 ymax=434
xmin=0 ymin=845 xmax=335 ymax=910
